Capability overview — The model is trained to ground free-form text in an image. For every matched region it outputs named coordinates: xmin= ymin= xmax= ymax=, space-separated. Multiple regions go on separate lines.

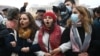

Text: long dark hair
xmin=18 ymin=12 xmax=39 ymax=40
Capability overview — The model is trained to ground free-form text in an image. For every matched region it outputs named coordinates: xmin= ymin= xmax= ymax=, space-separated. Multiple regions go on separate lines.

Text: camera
xmin=53 ymin=3 xmax=72 ymax=27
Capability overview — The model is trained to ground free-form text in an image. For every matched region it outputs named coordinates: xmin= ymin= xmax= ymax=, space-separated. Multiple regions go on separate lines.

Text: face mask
xmin=66 ymin=6 xmax=72 ymax=12
xmin=70 ymin=14 xmax=79 ymax=23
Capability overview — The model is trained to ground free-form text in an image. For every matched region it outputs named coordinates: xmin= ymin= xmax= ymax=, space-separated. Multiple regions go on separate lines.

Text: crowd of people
xmin=0 ymin=0 xmax=100 ymax=56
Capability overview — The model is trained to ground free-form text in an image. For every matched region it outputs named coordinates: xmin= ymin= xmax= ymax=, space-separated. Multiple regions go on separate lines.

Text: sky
xmin=79 ymin=0 xmax=100 ymax=8
xmin=0 ymin=0 xmax=56 ymax=9
xmin=0 ymin=0 xmax=100 ymax=9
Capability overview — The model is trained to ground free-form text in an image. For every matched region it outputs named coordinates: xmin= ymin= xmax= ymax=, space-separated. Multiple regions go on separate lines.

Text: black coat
xmin=0 ymin=24 xmax=9 ymax=56
xmin=91 ymin=18 xmax=100 ymax=56
xmin=5 ymin=29 xmax=41 ymax=56
xmin=60 ymin=26 xmax=95 ymax=56
xmin=16 ymin=37 xmax=41 ymax=56
xmin=4 ymin=28 xmax=19 ymax=56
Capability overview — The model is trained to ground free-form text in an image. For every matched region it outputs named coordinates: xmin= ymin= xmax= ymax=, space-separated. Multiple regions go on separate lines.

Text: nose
xmin=20 ymin=19 xmax=23 ymax=23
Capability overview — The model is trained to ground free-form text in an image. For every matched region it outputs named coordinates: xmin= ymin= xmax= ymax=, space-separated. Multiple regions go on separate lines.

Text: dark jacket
xmin=5 ymin=29 xmax=41 ymax=56
xmin=16 ymin=37 xmax=41 ymax=56
xmin=60 ymin=26 xmax=95 ymax=56
xmin=16 ymin=31 xmax=41 ymax=56
xmin=91 ymin=17 xmax=100 ymax=56
xmin=4 ymin=28 xmax=18 ymax=56
xmin=0 ymin=24 xmax=9 ymax=56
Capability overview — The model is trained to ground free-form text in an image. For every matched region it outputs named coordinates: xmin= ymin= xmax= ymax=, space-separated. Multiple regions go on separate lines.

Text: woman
xmin=16 ymin=12 xmax=41 ymax=56
xmin=33 ymin=11 xmax=71 ymax=56
xmin=60 ymin=6 xmax=94 ymax=56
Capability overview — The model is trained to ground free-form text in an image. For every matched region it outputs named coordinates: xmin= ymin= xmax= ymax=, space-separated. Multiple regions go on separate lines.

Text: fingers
xmin=78 ymin=52 xmax=88 ymax=56
xmin=21 ymin=47 xmax=29 ymax=53
xmin=44 ymin=53 xmax=51 ymax=56
xmin=50 ymin=48 xmax=61 ymax=55
xmin=10 ymin=41 xmax=16 ymax=47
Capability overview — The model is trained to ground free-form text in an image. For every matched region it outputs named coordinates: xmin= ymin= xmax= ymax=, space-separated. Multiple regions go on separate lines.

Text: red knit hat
xmin=43 ymin=12 xmax=57 ymax=22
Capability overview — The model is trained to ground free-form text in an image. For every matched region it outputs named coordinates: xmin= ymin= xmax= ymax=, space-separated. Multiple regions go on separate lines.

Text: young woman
xmin=33 ymin=11 xmax=71 ymax=56
xmin=5 ymin=12 xmax=41 ymax=56
xmin=60 ymin=6 xmax=94 ymax=56
xmin=16 ymin=12 xmax=41 ymax=56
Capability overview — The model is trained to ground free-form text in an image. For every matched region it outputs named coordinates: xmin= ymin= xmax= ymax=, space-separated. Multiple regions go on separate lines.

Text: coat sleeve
xmin=29 ymin=44 xmax=41 ymax=52
xmin=91 ymin=25 xmax=100 ymax=48
xmin=32 ymin=31 xmax=46 ymax=56
xmin=4 ymin=34 xmax=16 ymax=52
xmin=61 ymin=27 xmax=70 ymax=44
xmin=59 ymin=41 xmax=71 ymax=53
xmin=59 ymin=27 xmax=71 ymax=53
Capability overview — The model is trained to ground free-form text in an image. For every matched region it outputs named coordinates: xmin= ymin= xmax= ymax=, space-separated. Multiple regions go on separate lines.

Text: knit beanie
xmin=43 ymin=12 xmax=57 ymax=22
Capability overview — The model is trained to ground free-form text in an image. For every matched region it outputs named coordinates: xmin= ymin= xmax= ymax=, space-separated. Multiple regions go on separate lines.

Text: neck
xmin=72 ymin=22 xmax=82 ymax=27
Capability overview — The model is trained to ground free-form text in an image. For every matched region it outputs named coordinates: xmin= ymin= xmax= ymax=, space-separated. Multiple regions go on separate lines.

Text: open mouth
xmin=46 ymin=22 xmax=49 ymax=24
xmin=21 ymin=23 xmax=24 ymax=26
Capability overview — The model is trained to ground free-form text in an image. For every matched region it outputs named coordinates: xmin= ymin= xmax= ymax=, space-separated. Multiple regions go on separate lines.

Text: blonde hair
xmin=67 ymin=6 xmax=92 ymax=33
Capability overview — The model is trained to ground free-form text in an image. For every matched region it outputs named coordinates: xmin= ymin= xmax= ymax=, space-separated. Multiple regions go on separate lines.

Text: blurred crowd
xmin=0 ymin=0 xmax=100 ymax=56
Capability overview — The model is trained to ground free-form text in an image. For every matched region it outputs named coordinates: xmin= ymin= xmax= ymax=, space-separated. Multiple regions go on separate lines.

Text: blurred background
xmin=0 ymin=0 xmax=100 ymax=15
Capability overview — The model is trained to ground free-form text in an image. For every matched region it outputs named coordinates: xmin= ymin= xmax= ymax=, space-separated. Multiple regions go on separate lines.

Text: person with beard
xmin=64 ymin=0 xmax=76 ymax=9
xmin=33 ymin=11 xmax=71 ymax=56
xmin=16 ymin=12 xmax=41 ymax=56
xmin=53 ymin=0 xmax=76 ymax=27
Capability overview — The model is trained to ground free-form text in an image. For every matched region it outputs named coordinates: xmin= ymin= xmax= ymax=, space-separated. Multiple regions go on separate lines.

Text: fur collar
xmin=18 ymin=28 xmax=31 ymax=39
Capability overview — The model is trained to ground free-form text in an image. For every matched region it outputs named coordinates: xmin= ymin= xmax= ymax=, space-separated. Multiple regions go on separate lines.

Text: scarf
xmin=38 ymin=24 xmax=63 ymax=56
xmin=18 ymin=28 xmax=31 ymax=39
xmin=70 ymin=25 xmax=92 ymax=52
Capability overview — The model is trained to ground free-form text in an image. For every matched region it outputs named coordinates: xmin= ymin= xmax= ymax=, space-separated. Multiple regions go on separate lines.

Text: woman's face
xmin=43 ymin=16 xmax=53 ymax=28
xmin=20 ymin=14 xmax=30 ymax=28
xmin=72 ymin=8 xmax=81 ymax=20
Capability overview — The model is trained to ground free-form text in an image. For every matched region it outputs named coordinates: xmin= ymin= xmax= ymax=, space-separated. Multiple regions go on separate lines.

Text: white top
xmin=33 ymin=26 xmax=71 ymax=56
